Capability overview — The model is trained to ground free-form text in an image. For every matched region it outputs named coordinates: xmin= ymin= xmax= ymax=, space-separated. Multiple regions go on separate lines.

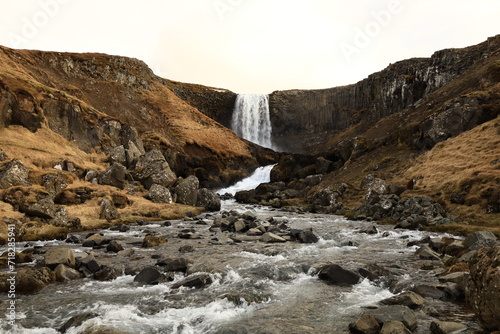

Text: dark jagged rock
xmin=463 ymin=230 xmax=497 ymax=250
xmin=99 ymin=163 xmax=128 ymax=189
xmin=318 ymin=264 xmax=362 ymax=286
xmin=134 ymin=150 xmax=176 ymax=190
xmin=171 ymin=273 xmax=213 ymax=289
xmin=134 ymin=267 xmax=162 ymax=285
xmin=363 ymin=305 xmax=418 ymax=332
xmin=59 ymin=312 xmax=99 ymax=333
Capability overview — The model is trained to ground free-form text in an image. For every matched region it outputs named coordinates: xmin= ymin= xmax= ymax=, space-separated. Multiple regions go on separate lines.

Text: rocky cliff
xmin=269 ymin=35 xmax=500 ymax=152
xmin=0 ymin=47 xmax=276 ymax=188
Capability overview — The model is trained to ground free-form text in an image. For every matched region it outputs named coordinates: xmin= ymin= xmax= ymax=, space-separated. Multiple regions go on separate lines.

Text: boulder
xmin=466 ymin=245 xmax=500 ymax=331
xmin=196 ymin=188 xmax=221 ymax=211
xmin=162 ymin=257 xmax=190 ymax=272
xmin=234 ymin=189 xmax=257 ymax=203
xmin=106 ymin=241 xmax=124 ymax=253
xmin=380 ymin=321 xmax=411 ymax=334
xmin=363 ymin=305 xmax=417 ymax=331
xmin=260 ymin=232 xmax=286 ymax=243
xmin=146 ymin=184 xmax=173 ymax=203
xmin=349 ymin=314 xmax=380 ymax=334
xmin=380 ymin=291 xmax=426 ymax=309
xmin=25 ymin=197 xmax=58 ymax=219
xmin=0 ymin=159 xmax=30 ymax=189
xmin=94 ymin=265 xmax=120 ymax=281
xmin=99 ymin=198 xmax=119 ymax=221
xmin=41 ymin=173 xmax=68 ymax=198
xmin=430 ymin=320 xmax=467 ymax=334
xmin=79 ymin=253 xmax=101 ymax=273
xmin=134 ymin=150 xmax=176 ymax=189
xmin=134 ymin=267 xmax=162 ymax=285
xmin=44 ymin=248 xmax=75 ymax=269
xmin=313 ymin=189 xmax=342 ymax=211
xmin=82 ymin=234 xmax=109 ymax=247
xmin=463 ymin=230 xmax=497 ymax=250
xmin=171 ymin=273 xmax=213 ymax=289
xmin=318 ymin=264 xmax=362 ymax=286
xmin=54 ymin=264 xmax=82 ymax=282
xmin=0 ymin=267 xmax=55 ymax=294
xmin=59 ymin=312 xmax=99 ymax=334
xmin=142 ymin=235 xmax=167 ymax=248
xmin=174 ymin=175 xmax=199 ymax=206
xmin=109 ymin=145 xmax=127 ymax=166
xmin=315 ymin=156 xmax=333 ymax=174
xmin=99 ymin=163 xmax=128 ymax=189
xmin=361 ymin=174 xmax=388 ymax=195
xmin=416 ymin=245 xmax=441 ymax=261
xmin=290 ymin=228 xmax=319 ymax=243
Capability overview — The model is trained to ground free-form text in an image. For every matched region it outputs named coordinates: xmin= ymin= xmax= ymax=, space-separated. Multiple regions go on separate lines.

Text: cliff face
xmin=0 ymin=47 xmax=276 ymax=188
xmin=269 ymin=35 xmax=500 ymax=152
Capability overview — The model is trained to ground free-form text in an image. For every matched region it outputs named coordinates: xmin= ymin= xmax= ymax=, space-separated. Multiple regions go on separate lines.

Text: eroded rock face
xmin=466 ymin=244 xmax=500 ymax=331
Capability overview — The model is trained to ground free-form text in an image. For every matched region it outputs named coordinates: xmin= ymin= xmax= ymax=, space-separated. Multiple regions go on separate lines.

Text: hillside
xmin=0 ymin=46 xmax=277 ymax=243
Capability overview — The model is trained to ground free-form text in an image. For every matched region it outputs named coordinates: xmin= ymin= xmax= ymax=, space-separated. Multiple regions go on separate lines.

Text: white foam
xmin=217 ymin=164 xmax=275 ymax=195
xmin=337 ymin=279 xmax=394 ymax=314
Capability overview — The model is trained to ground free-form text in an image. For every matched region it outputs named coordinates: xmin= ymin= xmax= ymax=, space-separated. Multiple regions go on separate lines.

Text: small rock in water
xmin=142 ymin=235 xmax=167 ymax=247
xmin=134 ymin=267 xmax=162 ymax=285
xmin=380 ymin=291 xmax=426 ymax=309
xmin=171 ymin=273 xmax=213 ymax=289
xmin=106 ymin=240 xmax=124 ymax=253
xmin=380 ymin=320 xmax=411 ymax=334
xmin=59 ymin=312 xmax=99 ymax=333
xmin=260 ymin=232 xmax=286 ymax=243
xmin=318 ymin=264 xmax=362 ymax=286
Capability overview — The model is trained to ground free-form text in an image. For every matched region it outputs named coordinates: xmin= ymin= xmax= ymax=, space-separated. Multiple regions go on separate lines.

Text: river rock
xmin=463 ymin=230 xmax=497 ymax=250
xmin=54 ymin=264 xmax=82 ymax=282
xmin=0 ymin=267 xmax=55 ymax=294
xmin=438 ymin=272 xmax=469 ymax=285
xmin=134 ymin=149 xmax=176 ymax=189
xmin=380 ymin=291 xmax=426 ymax=309
xmin=44 ymin=248 xmax=75 ymax=269
xmin=174 ymin=175 xmax=199 ymax=206
xmin=82 ymin=234 xmax=109 ymax=247
xmin=363 ymin=305 xmax=417 ymax=331
xmin=134 ymin=267 xmax=162 ymax=285
xmin=260 ymin=232 xmax=286 ymax=243
xmin=142 ymin=235 xmax=167 ymax=248
xmin=380 ymin=320 xmax=411 ymax=334
xmin=416 ymin=245 xmax=441 ymax=261
xmin=430 ymin=320 xmax=467 ymax=334
xmin=290 ymin=228 xmax=319 ymax=243
xmin=59 ymin=312 xmax=99 ymax=333
xmin=79 ymin=253 xmax=101 ymax=273
xmin=171 ymin=273 xmax=213 ymax=289
xmin=146 ymin=184 xmax=173 ymax=203
xmin=318 ymin=264 xmax=362 ymax=286
xmin=443 ymin=240 xmax=465 ymax=256
xmin=117 ymin=249 xmax=135 ymax=257
xmin=99 ymin=162 xmax=128 ymax=189
xmin=94 ymin=265 xmax=120 ymax=281
xmin=348 ymin=314 xmax=381 ymax=334
xmin=106 ymin=240 xmax=125 ymax=253
xmin=160 ymin=257 xmax=190 ymax=273
xmin=0 ymin=159 xmax=30 ymax=189
xmin=196 ymin=188 xmax=221 ymax=211
xmin=99 ymin=198 xmax=120 ymax=221
xmin=466 ymin=244 xmax=500 ymax=331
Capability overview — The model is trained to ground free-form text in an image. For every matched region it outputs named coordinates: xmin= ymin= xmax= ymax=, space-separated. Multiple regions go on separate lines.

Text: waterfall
xmin=231 ymin=94 xmax=273 ymax=149
xmin=216 ymin=164 xmax=275 ymax=195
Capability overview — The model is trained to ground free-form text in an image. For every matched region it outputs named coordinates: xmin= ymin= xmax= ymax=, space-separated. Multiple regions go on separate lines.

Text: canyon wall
xmin=269 ymin=35 xmax=500 ymax=152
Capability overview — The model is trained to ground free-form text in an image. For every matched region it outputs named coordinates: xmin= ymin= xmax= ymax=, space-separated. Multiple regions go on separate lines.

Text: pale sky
xmin=0 ymin=0 xmax=499 ymax=94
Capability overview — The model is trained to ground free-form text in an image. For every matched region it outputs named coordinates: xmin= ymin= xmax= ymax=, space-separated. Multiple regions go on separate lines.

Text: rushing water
xmin=217 ymin=165 xmax=275 ymax=196
xmin=231 ymin=94 xmax=273 ymax=149
xmin=0 ymin=169 xmax=479 ymax=333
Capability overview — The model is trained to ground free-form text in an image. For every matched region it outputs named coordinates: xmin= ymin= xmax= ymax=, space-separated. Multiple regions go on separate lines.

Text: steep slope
xmin=269 ymin=35 xmax=500 ymax=153
xmin=0 ymin=47 xmax=276 ymax=188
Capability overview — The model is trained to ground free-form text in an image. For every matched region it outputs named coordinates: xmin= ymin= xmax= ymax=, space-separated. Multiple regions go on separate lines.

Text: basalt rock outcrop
xmin=268 ymin=35 xmax=500 ymax=153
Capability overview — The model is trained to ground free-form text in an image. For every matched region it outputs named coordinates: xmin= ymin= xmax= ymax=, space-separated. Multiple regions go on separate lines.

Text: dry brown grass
xmin=0 ymin=125 xmax=107 ymax=172
xmin=398 ymin=116 xmax=500 ymax=227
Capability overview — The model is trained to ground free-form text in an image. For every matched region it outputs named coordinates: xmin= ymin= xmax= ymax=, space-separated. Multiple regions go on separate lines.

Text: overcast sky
xmin=0 ymin=0 xmax=499 ymax=94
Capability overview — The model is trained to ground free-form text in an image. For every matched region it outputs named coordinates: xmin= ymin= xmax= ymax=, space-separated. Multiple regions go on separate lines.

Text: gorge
xmin=0 ymin=35 xmax=499 ymax=334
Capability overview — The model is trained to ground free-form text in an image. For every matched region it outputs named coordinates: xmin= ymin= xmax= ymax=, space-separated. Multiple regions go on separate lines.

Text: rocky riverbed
xmin=1 ymin=199 xmax=497 ymax=334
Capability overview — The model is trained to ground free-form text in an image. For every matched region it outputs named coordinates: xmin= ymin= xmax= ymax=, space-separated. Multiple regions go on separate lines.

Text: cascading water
xmin=217 ymin=165 xmax=275 ymax=196
xmin=231 ymin=94 xmax=274 ymax=150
